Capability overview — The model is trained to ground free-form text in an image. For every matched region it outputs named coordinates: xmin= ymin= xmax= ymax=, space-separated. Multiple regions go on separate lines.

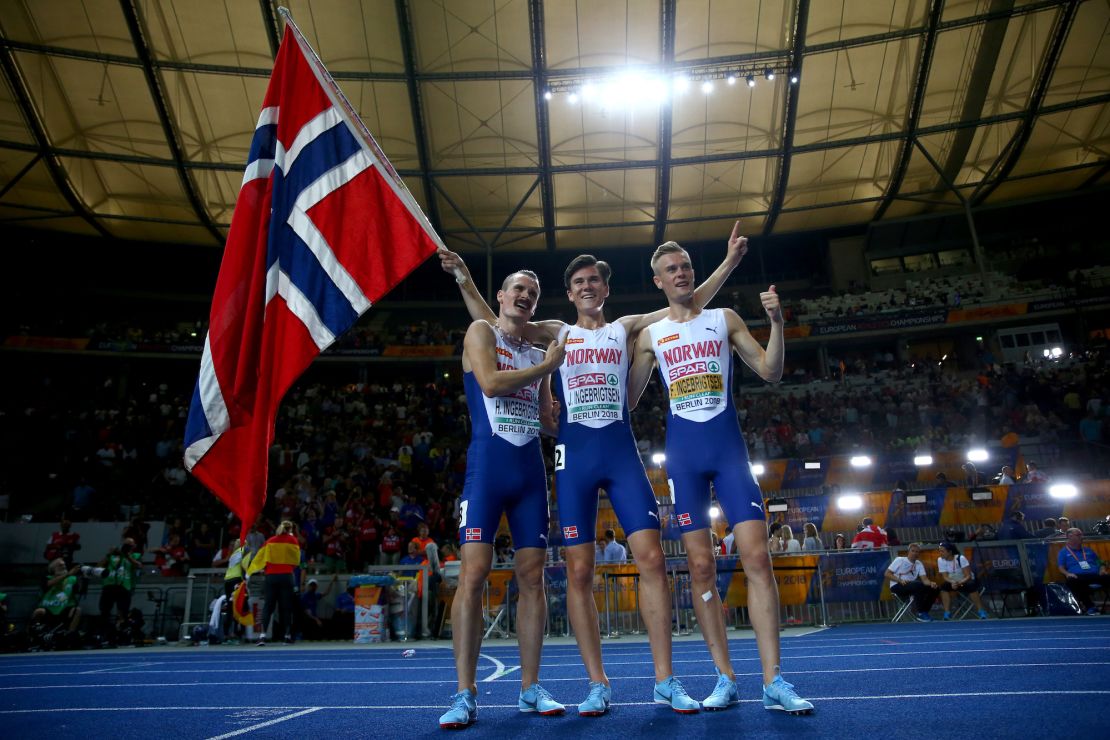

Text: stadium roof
xmin=0 ymin=0 xmax=1107 ymax=253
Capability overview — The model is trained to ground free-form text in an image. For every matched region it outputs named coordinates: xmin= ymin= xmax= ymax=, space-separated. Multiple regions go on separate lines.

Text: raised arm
xmin=619 ymin=220 xmax=747 ymax=335
xmin=724 ymin=288 xmax=784 ymax=383
xmin=463 ymin=320 xmax=566 ymax=398
xmin=627 ymin=328 xmax=658 ymax=412
xmin=439 ymin=249 xmax=496 ymax=323
xmin=440 ymin=249 xmax=563 ymax=343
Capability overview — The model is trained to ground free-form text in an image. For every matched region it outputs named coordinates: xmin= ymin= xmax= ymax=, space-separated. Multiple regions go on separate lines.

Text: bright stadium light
xmin=967 ymin=448 xmax=989 ymax=462
xmin=701 ymin=80 xmax=714 ymax=94
xmin=837 ymin=494 xmax=863 ymax=511
xmin=543 ymin=90 xmax=553 ymax=101
xmin=673 ymin=75 xmax=691 ymax=93
xmin=914 ymin=454 xmax=934 ymax=466
xmin=709 ymin=506 xmax=721 ymax=519
xmin=751 ymin=463 xmax=766 ymax=476
xmin=850 ymin=455 xmax=872 ymax=468
xmin=746 ymin=74 xmax=756 ymax=87
xmin=651 ymin=452 xmax=666 ymax=466
xmin=567 ymin=92 xmax=579 ymax=104
xmin=1051 ymin=347 xmax=1063 ymax=358
xmin=1049 ymin=483 xmax=1078 ymax=499
xmin=727 ymin=74 xmax=737 ymax=85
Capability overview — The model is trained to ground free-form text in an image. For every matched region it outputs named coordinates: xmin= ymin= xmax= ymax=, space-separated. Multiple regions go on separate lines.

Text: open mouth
xmin=514 ymin=299 xmax=532 ymax=311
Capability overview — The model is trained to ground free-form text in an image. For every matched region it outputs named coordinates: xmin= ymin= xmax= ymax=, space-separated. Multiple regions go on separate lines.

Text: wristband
xmin=455 ymin=275 xmax=468 ymax=285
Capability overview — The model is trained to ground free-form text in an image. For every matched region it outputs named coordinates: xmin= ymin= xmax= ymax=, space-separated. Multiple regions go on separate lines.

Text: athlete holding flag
xmin=627 ymin=240 xmax=814 ymax=715
xmin=439 ymin=223 xmax=745 ymax=715
xmin=439 ymin=269 xmax=566 ymax=730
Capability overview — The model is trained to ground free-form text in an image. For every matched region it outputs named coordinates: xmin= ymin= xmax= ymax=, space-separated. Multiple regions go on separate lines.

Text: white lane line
xmin=5 ymin=645 xmax=1110 ymax=681
xmin=6 ymin=660 xmax=1109 ymax=691
xmin=206 ymin=707 xmax=321 ymax=739
xmin=478 ymin=652 xmax=520 ymax=682
xmin=4 ymin=690 xmax=1110 ymax=715
xmin=82 ymin=662 xmax=161 ymax=675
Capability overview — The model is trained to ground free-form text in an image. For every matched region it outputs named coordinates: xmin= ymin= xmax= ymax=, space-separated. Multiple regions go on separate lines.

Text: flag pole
xmin=275 ymin=6 xmax=454 ymax=265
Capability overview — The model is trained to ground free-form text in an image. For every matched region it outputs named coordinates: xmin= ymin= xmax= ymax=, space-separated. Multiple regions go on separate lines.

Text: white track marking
xmin=206 ymin=707 xmax=321 ymax=739
xmin=5 ymin=661 xmax=1109 ymax=691
xmin=4 ymin=690 xmax=1110 ymax=715
xmin=478 ymin=652 xmax=520 ymax=682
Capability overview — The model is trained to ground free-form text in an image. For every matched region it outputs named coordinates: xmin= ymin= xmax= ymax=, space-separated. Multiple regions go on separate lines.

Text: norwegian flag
xmin=562 ymin=525 xmax=579 ymax=540
xmin=183 ymin=21 xmax=442 ymax=539
xmin=465 ymin=528 xmax=483 ymax=542
xmin=677 ymin=512 xmax=693 ymax=527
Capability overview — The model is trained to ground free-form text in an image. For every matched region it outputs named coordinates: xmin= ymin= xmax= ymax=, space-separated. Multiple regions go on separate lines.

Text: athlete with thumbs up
xmin=628 ymin=240 xmax=814 ymax=716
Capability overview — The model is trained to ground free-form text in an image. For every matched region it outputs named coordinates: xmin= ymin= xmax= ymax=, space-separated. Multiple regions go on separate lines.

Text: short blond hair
xmin=650 ymin=241 xmax=689 ymax=274
xmin=279 ymin=520 xmax=297 ymax=535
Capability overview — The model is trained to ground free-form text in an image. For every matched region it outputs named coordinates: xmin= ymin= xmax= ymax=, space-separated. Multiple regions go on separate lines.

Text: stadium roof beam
xmin=395 ymin=0 xmax=443 ymax=237
xmin=120 ymin=0 xmax=224 ymax=245
xmin=762 ymin=0 xmax=808 ymax=236
xmin=652 ymin=0 xmax=677 ymax=248
xmin=933 ymin=0 xmax=1015 ymax=200
xmin=2 ymin=91 xmax=1106 ymax=180
xmin=259 ymin=0 xmax=281 ymax=59
xmin=528 ymin=0 xmax=556 ymax=252
xmin=0 ymin=45 xmax=110 ymax=237
xmin=874 ymin=0 xmax=944 ymax=222
xmin=972 ymin=0 xmax=1080 ymax=205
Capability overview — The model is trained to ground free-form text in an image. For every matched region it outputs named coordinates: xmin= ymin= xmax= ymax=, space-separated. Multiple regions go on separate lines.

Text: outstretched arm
xmin=725 ymin=287 xmax=784 ymax=383
xmin=627 ymin=329 xmax=658 ymax=412
xmin=440 ymin=249 xmax=563 ymax=343
xmin=463 ymin=321 xmax=566 ymax=398
xmin=619 ymin=220 xmax=748 ymax=334
xmin=439 ymin=249 xmax=496 ymax=323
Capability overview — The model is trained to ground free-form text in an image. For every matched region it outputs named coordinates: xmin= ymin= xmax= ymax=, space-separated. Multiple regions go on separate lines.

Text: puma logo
xmin=705 ymin=327 xmax=718 ymax=333
xmin=647 ymin=511 xmax=659 ymax=521
xmin=751 ymin=501 xmax=763 ymax=511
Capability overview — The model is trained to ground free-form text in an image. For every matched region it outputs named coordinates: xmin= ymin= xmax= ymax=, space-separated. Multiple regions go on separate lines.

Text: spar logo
xmin=568 ymin=372 xmax=606 ymax=389
xmin=657 ymin=333 xmax=679 ymax=346
xmin=566 ymin=337 xmax=585 ymax=344
xmin=464 ymin=528 xmax=482 ymax=541
xmin=606 ymin=373 xmax=618 ymax=385
xmin=563 ymin=525 xmax=579 ymax=540
xmin=496 ymin=347 xmax=513 ymax=360
xmin=677 ymin=512 xmax=692 ymax=527
xmin=669 ymin=361 xmax=706 ymax=381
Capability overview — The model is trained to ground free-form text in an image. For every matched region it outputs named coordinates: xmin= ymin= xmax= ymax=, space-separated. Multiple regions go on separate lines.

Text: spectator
xmin=885 ymin=543 xmax=940 ymax=622
xmin=356 ymin=511 xmax=381 ymax=568
xmin=968 ymin=523 xmax=996 ymax=541
xmin=1033 ymin=518 xmax=1061 ymax=538
xmin=400 ymin=540 xmax=426 ymax=566
xmin=851 ymin=517 xmax=888 ymax=550
xmin=1023 ymin=461 xmax=1049 ymax=483
xmin=832 ymin=533 xmax=847 ymax=550
xmin=44 ymin=519 xmax=81 ymax=567
xmin=997 ymin=466 xmax=1016 ymax=485
xmin=299 ymin=577 xmax=334 ymax=640
xmin=961 ymin=462 xmax=982 ymax=487
xmin=1079 ymin=410 xmax=1103 ymax=444
xmin=768 ymin=521 xmax=785 ymax=553
xmin=1057 ymin=516 xmax=1071 ymax=532
xmin=780 ymin=525 xmax=801 ymax=553
xmin=411 ymin=523 xmax=435 ymax=555
xmin=381 ymin=525 xmax=402 ymax=565
xmin=997 ymin=511 xmax=1032 ymax=540
xmin=248 ymin=520 xmax=301 ymax=645
xmin=152 ymin=534 xmax=189 ymax=576
xmin=1057 ymin=528 xmax=1110 ymax=615
xmin=598 ymin=529 xmax=627 ymax=564
xmin=493 ymin=534 xmax=514 ymax=565
xmin=935 ymin=472 xmax=957 ymax=488
xmin=936 ymin=542 xmax=988 ymax=620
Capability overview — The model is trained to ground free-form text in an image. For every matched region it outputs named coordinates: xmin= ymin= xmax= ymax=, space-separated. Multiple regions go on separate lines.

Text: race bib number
xmin=459 ymin=500 xmax=469 ymax=528
xmin=554 ymin=444 xmax=566 ymax=471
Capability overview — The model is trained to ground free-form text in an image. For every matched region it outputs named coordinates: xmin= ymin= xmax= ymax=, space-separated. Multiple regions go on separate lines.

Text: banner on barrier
xmin=808 ymin=551 xmax=889 ymax=604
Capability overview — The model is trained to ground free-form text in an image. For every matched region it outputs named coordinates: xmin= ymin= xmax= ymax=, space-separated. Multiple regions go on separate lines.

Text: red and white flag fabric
xmin=184 ymin=22 xmax=442 ymax=538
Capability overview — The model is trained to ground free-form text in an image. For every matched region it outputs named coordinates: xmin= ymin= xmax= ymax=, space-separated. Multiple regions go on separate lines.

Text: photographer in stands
xmin=97 ymin=538 xmax=142 ymax=645
xmin=30 ymin=558 xmax=83 ymax=647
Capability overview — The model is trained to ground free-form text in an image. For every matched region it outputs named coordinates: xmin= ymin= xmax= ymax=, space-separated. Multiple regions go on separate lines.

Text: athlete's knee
xmin=687 ymin=552 xmax=718 ymax=584
xmin=566 ymin=558 xmax=595 ymax=592
xmin=737 ymin=545 xmax=773 ymax=581
xmin=632 ymin=541 xmax=665 ymax=574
